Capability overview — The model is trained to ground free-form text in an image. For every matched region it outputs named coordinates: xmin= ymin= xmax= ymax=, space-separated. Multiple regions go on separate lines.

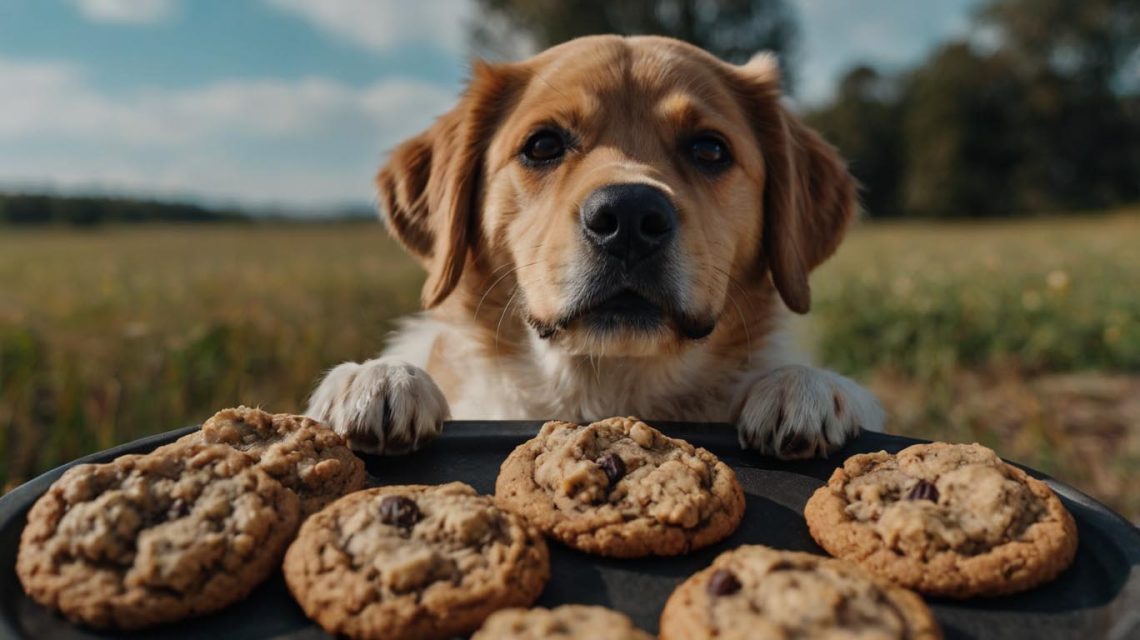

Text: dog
xmin=306 ymin=35 xmax=885 ymax=459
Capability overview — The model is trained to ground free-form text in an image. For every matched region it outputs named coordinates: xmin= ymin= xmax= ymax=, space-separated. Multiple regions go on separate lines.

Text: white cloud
xmin=263 ymin=0 xmax=472 ymax=54
xmin=71 ymin=0 xmax=178 ymax=25
xmin=0 ymin=58 xmax=458 ymax=208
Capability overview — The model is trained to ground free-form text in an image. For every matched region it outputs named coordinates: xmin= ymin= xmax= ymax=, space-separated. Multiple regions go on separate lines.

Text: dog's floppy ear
xmin=735 ymin=53 xmax=858 ymax=314
xmin=377 ymin=62 xmax=521 ymax=308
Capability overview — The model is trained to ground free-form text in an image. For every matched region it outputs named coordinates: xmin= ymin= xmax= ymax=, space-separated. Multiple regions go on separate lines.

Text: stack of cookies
xmin=486 ymin=418 xmax=1078 ymax=639
xmin=16 ymin=406 xmax=365 ymax=630
xmin=16 ymin=413 xmax=1080 ymax=639
xmin=280 ymin=415 xmax=744 ymax=639
xmin=654 ymin=440 xmax=1080 ymax=639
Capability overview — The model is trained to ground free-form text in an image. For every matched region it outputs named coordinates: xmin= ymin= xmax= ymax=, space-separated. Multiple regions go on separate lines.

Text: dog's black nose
xmin=580 ymin=183 xmax=677 ymax=265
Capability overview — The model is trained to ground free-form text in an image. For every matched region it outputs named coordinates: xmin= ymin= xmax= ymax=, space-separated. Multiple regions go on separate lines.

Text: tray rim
xmin=1 ymin=421 xmax=1138 ymax=640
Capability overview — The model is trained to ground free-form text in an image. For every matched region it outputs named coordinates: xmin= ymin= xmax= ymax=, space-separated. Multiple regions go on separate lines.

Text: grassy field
xmin=812 ymin=211 xmax=1140 ymax=520
xmin=1 ymin=212 xmax=1138 ymax=519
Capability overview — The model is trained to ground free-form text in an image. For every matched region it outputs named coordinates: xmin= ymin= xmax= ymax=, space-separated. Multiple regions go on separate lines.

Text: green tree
xmin=809 ymin=0 xmax=1139 ymax=218
xmin=901 ymin=44 xmax=1027 ymax=217
xmin=0 ymin=193 xmax=248 ymax=225
xmin=805 ymin=66 xmax=906 ymax=217
xmin=472 ymin=0 xmax=800 ymax=90
xmin=977 ymin=0 xmax=1140 ymax=210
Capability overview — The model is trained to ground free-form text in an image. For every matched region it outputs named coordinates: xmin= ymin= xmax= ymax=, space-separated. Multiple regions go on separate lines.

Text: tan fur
xmin=308 ymin=35 xmax=884 ymax=459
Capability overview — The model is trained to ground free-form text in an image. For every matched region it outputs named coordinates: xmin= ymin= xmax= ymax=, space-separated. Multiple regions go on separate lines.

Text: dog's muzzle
xmin=527 ymin=182 xmax=714 ymax=342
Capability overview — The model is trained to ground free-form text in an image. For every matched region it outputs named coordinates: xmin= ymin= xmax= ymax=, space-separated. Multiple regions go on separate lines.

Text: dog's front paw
xmin=306 ymin=359 xmax=449 ymax=455
xmin=734 ymin=365 xmax=885 ymax=459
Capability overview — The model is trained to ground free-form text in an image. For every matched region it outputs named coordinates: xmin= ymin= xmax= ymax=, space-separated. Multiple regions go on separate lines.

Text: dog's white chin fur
xmin=545 ymin=323 xmax=684 ymax=358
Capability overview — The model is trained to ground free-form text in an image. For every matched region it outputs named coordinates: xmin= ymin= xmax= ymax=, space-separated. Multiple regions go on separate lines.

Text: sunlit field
xmin=812 ymin=210 xmax=1140 ymax=520
xmin=0 ymin=223 xmax=423 ymax=484
xmin=2 ymin=211 xmax=1138 ymax=519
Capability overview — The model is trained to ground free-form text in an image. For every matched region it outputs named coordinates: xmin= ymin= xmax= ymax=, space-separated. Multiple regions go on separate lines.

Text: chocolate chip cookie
xmin=659 ymin=545 xmax=942 ymax=640
xmin=473 ymin=604 xmax=654 ymax=640
xmin=282 ymin=482 xmax=550 ymax=640
xmin=495 ymin=417 xmax=745 ymax=558
xmin=179 ymin=406 xmax=365 ymax=516
xmin=804 ymin=442 xmax=1078 ymax=598
xmin=16 ymin=441 xmax=300 ymax=630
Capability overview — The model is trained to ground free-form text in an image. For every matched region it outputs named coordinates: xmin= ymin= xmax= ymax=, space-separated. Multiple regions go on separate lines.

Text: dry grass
xmin=0 ymin=223 xmax=422 ymax=482
xmin=1 ymin=212 xmax=1137 ymax=519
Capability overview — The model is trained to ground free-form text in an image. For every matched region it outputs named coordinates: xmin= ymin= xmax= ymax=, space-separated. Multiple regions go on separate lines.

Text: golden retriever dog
xmin=306 ymin=35 xmax=884 ymax=458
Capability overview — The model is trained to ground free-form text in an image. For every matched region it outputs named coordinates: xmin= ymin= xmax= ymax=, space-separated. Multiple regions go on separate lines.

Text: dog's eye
xmin=689 ymin=135 xmax=731 ymax=170
xmin=521 ymin=130 xmax=567 ymax=165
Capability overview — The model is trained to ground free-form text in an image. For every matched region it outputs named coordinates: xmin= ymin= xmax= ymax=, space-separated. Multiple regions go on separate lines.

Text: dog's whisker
xmin=494 ymin=286 xmax=522 ymax=360
xmin=724 ymin=290 xmax=753 ymax=367
xmin=692 ymin=262 xmax=756 ymax=366
xmin=474 ymin=261 xmax=538 ymax=321
xmin=709 ymin=264 xmax=761 ymax=322
xmin=472 ymin=239 xmax=550 ymax=321
xmin=482 ymin=239 xmax=549 ymax=279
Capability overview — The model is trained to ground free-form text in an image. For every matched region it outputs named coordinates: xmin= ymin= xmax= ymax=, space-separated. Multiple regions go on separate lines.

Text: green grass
xmin=813 ymin=212 xmax=1140 ymax=379
xmin=808 ymin=210 xmax=1140 ymax=518
xmin=0 ymin=223 xmax=423 ymax=485
xmin=1 ymin=213 xmax=1138 ymax=518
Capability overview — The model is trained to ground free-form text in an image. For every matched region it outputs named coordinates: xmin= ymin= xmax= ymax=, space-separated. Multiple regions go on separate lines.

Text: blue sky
xmin=0 ymin=0 xmax=980 ymax=211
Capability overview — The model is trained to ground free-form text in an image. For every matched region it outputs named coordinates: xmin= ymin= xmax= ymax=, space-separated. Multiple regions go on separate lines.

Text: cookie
xmin=495 ymin=417 xmax=745 ymax=557
xmin=659 ymin=545 xmax=941 ymax=640
xmin=282 ymin=482 xmax=550 ymax=640
xmin=473 ymin=604 xmax=653 ymax=640
xmin=16 ymin=441 xmax=300 ymax=630
xmin=179 ymin=406 xmax=365 ymax=516
xmin=804 ymin=442 xmax=1078 ymax=598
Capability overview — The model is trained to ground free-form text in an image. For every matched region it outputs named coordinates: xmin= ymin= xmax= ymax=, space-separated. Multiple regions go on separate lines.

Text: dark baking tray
xmin=1 ymin=421 xmax=1137 ymax=639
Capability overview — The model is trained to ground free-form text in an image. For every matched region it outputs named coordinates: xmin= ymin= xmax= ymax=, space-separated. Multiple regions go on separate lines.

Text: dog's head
xmin=378 ymin=35 xmax=856 ymax=357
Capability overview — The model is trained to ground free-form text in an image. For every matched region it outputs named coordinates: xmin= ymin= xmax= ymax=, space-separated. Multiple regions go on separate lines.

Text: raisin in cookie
xmin=17 ymin=442 xmax=300 ymax=630
xmin=804 ymin=442 xmax=1078 ymax=598
xmin=179 ymin=406 xmax=365 ymax=516
xmin=495 ymin=417 xmax=745 ymax=558
xmin=660 ymin=545 xmax=941 ymax=640
xmin=282 ymin=482 xmax=550 ymax=640
xmin=473 ymin=604 xmax=653 ymax=640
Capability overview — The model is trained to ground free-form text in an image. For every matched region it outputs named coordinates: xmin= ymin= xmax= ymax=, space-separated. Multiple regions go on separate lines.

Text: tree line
xmin=806 ymin=0 xmax=1139 ymax=217
xmin=0 ymin=193 xmax=248 ymax=226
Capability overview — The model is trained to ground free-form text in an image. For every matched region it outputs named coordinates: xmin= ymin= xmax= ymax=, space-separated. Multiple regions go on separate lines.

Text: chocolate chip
xmin=596 ymin=453 xmax=626 ymax=487
xmin=378 ymin=495 xmax=421 ymax=528
xmin=905 ymin=480 xmax=940 ymax=502
xmin=707 ymin=569 xmax=742 ymax=596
